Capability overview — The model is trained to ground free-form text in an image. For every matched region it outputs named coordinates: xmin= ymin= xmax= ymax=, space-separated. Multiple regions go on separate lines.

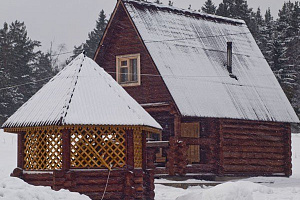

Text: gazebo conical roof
xmin=2 ymin=53 xmax=161 ymax=130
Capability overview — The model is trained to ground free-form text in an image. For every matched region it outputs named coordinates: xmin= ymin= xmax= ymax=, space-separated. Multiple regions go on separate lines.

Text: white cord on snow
xmin=100 ymin=168 xmax=111 ymax=200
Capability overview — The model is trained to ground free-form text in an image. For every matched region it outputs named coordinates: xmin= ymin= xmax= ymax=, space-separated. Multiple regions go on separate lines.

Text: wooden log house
xmin=2 ymin=53 xmax=162 ymax=200
xmin=94 ymin=0 xmax=299 ymax=177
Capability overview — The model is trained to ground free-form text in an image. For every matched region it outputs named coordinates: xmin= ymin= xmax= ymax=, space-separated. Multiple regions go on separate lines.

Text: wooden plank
xmin=126 ymin=129 xmax=134 ymax=170
xmin=17 ymin=132 xmax=24 ymax=169
xmin=223 ymin=152 xmax=285 ymax=160
xmin=222 ymin=128 xmax=285 ymax=137
xmin=223 ymin=146 xmax=285 ymax=153
xmin=223 ymin=159 xmax=285 ymax=167
xmin=180 ymin=138 xmax=217 ymax=146
xmin=185 ymin=164 xmax=216 ymax=173
xmin=285 ymin=124 xmax=292 ymax=176
xmin=222 ymin=133 xmax=283 ymax=142
xmin=223 ymin=139 xmax=285 ymax=147
xmin=223 ymin=165 xmax=285 ymax=173
xmin=62 ymin=129 xmax=71 ymax=171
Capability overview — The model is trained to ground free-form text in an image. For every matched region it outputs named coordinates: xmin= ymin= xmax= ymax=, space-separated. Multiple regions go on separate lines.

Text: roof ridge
xmin=60 ymin=54 xmax=86 ymax=125
xmin=122 ymin=0 xmax=245 ymax=25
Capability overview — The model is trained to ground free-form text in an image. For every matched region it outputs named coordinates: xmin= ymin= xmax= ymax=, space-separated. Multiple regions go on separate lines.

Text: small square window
xmin=116 ymin=54 xmax=141 ymax=86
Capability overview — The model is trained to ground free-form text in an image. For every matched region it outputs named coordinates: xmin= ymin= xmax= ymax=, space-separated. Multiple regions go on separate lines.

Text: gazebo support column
xmin=53 ymin=128 xmax=72 ymax=191
xmin=62 ymin=129 xmax=71 ymax=171
xmin=124 ymin=128 xmax=146 ymax=200
xmin=17 ymin=132 xmax=25 ymax=169
xmin=124 ymin=129 xmax=134 ymax=200
xmin=11 ymin=132 xmax=25 ymax=178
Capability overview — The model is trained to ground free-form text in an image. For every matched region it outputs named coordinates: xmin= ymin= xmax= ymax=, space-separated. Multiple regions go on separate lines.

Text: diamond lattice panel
xmin=70 ymin=126 xmax=126 ymax=169
xmin=24 ymin=128 xmax=62 ymax=170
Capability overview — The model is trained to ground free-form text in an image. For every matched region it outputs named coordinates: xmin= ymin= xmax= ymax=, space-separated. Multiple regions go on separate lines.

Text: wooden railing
xmin=146 ymin=137 xmax=188 ymax=176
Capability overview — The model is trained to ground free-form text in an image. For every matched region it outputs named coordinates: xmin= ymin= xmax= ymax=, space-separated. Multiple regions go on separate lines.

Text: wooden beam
xmin=126 ymin=129 xmax=134 ymax=170
xmin=17 ymin=132 xmax=25 ymax=169
xmin=61 ymin=129 xmax=71 ymax=171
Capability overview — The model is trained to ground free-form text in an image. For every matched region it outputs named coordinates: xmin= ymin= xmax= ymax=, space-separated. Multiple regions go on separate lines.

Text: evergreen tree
xmin=72 ymin=10 xmax=107 ymax=59
xmin=0 ymin=21 xmax=54 ymax=125
xmin=168 ymin=1 xmax=174 ymax=6
xmin=154 ymin=0 xmax=162 ymax=4
xmin=216 ymin=0 xmax=252 ymax=30
xmin=201 ymin=0 xmax=217 ymax=14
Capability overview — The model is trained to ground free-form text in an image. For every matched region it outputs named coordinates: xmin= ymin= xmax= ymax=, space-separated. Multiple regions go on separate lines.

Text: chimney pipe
xmin=227 ymin=42 xmax=232 ymax=74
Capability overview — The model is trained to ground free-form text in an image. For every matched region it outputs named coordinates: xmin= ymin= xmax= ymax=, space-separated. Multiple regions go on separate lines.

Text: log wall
xmin=220 ymin=119 xmax=291 ymax=176
xmin=180 ymin=118 xmax=220 ymax=174
xmin=14 ymin=169 xmax=147 ymax=200
xmin=95 ymin=2 xmax=174 ymax=105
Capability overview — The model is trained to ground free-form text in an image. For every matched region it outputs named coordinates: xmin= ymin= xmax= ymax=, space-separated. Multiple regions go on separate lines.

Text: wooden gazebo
xmin=2 ymin=53 xmax=161 ymax=200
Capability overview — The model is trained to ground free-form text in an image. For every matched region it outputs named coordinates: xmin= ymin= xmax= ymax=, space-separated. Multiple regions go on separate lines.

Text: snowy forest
xmin=0 ymin=0 xmax=300 ymax=128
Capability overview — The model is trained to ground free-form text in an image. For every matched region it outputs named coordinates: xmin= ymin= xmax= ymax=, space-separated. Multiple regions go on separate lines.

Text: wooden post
xmin=142 ymin=131 xmax=147 ymax=170
xmin=174 ymin=114 xmax=181 ymax=138
xmin=285 ymin=123 xmax=292 ymax=177
xmin=218 ymin=120 xmax=224 ymax=176
xmin=17 ymin=132 xmax=25 ymax=169
xmin=166 ymin=137 xmax=176 ymax=176
xmin=124 ymin=129 xmax=134 ymax=200
xmin=126 ymin=129 xmax=134 ymax=170
xmin=62 ymin=129 xmax=71 ymax=171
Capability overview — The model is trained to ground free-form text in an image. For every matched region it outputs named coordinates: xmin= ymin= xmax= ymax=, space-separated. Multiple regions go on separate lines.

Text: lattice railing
xmin=24 ymin=128 xmax=62 ymax=170
xmin=134 ymin=130 xmax=143 ymax=168
xmin=70 ymin=126 xmax=126 ymax=169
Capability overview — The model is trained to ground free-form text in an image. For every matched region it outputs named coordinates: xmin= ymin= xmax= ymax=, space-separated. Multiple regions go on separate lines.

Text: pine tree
xmin=201 ymin=0 xmax=217 ymax=14
xmin=0 ymin=21 xmax=54 ymax=125
xmin=168 ymin=1 xmax=173 ymax=6
xmin=72 ymin=10 xmax=107 ymax=59
xmin=154 ymin=0 xmax=162 ymax=4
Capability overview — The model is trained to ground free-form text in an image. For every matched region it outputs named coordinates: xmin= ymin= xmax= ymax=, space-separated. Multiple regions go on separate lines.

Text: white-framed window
xmin=116 ymin=54 xmax=141 ymax=86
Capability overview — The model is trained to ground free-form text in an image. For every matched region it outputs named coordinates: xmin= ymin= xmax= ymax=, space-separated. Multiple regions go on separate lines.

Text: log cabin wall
xmin=20 ymin=169 xmax=144 ymax=200
xmin=94 ymin=3 xmax=174 ymax=106
xmin=179 ymin=118 xmax=220 ymax=174
xmin=220 ymin=119 xmax=292 ymax=177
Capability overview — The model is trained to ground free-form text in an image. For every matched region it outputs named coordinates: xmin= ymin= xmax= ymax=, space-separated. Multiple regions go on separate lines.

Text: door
xmin=181 ymin=122 xmax=200 ymax=163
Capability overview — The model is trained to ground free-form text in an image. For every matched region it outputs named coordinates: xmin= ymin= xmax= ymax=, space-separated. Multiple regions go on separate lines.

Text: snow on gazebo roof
xmin=2 ymin=53 xmax=161 ymax=130
xmin=120 ymin=0 xmax=299 ymax=123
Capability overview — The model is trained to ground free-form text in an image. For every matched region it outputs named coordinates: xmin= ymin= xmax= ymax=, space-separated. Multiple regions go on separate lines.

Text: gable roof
xmin=2 ymin=53 xmax=162 ymax=129
xmin=115 ymin=0 xmax=298 ymax=123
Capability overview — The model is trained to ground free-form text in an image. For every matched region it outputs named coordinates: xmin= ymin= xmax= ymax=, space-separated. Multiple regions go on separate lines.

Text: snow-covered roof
xmin=122 ymin=0 xmax=299 ymax=123
xmin=2 ymin=53 xmax=162 ymax=129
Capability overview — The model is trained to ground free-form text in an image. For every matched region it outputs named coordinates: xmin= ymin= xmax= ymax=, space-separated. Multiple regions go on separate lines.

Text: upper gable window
xmin=116 ymin=54 xmax=141 ymax=86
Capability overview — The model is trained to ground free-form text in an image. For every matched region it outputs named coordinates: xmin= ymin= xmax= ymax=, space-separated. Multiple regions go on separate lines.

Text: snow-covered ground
xmin=0 ymin=129 xmax=300 ymax=200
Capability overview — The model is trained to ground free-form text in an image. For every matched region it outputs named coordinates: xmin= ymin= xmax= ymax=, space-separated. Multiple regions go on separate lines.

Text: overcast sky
xmin=0 ymin=0 xmax=295 ymax=62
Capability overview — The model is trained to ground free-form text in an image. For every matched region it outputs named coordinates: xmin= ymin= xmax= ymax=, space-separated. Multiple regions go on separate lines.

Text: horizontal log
xmin=146 ymin=141 xmax=169 ymax=148
xmin=222 ymin=133 xmax=282 ymax=142
xmin=223 ymin=158 xmax=285 ymax=166
xmin=185 ymin=164 xmax=216 ymax=173
xmin=223 ymin=165 xmax=285 ymax=173
xmin=75 ymin=177 xmax=124 ymax=185
xmin=23 ymin=173 xmax=53 ymax=181
xmin=223 ymin=139 xmax=284 ymax=147
xmin=26 ymin=180 xmax=53 ymax=187
xmin=72 ymin=184 xmax=124 ymax=193
xmin=180 ymin=138 xmax=217 ymax=146
xmin=221 ymin=119 xmax=288 ymax=129
xmin=154 ymin=167 xmax=168 ymax=174
xmin=71 ymin=170 xmax=126 ymax=178
xmin=84 ymin=192 xmax=124 ymax=200
xmin=223 ymin=152 xmax=285 ymax=160
xmin=222 ymin=124 xmax=286 ymax=132
xmin=223 ymin=146 xmax=285 ymax=153
xmin=222 ymin=128 xmax=285 ymax=137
